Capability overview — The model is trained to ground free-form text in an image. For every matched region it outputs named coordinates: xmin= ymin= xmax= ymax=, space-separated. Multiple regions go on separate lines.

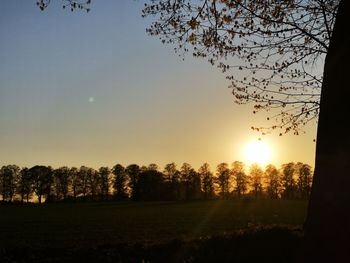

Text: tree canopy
xmin=142 ymin=0 xmax=339 ymax=134
xmin=36 ymin=0 xmax=91 ymax=11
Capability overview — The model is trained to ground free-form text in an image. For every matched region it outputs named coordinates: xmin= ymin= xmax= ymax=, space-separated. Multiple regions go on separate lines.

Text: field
xmin=0 ymin=200 xmax=308 ymax=262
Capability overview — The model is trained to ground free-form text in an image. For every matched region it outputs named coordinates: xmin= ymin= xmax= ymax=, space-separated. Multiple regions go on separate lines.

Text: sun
xmin=244 ymin=139 xmax=271 ymax=166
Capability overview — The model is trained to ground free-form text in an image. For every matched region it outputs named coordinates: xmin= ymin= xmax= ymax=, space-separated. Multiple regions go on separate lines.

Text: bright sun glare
xmin=244 ymin=139 xmax=271 ymax=166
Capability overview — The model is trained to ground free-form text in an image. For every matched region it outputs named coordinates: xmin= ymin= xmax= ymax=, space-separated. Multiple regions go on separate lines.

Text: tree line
xmin=0 ymin=162 xmax=312 ymax=203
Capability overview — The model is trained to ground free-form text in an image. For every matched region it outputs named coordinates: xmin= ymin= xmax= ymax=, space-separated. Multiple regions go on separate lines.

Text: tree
xmin=231 ymin=161 xmax=248 ymax=198
xmin=112 ymin=164 xmax=128 ymax=199
xmin=186 ymin=168 xmax=202 ymax=200
xmin=143 ymin=0 xmax=339 ymax=134
xmin=199 ymin=163 xmax=214 ymax=199
xmin=295 ymin=162 xmax=312 ymax=199
xmin=125 ymin=164 xmax=141 ymax=200
xmin=98 ymin=167 xmax=110 ymax=200
xmin=164 ymin=163 xmax=182 ymax=200
xmin=181 ymin=163 xmax=201 ymax=200
xmin=17 ymin=167 xmax=33 ymax=203
xmin=53 ymin=166 xmax=71 ymax=201
xmin=77 ymin=166 xmax=91 ymax=199
xmin=280 ymin=162 xmax=296 ymax=199
xmin=248 ymin=164 xmax=263 ymax=199
xmin=36 ymin=0 xmax=91 ymax=12
xmin=0 ymin=165 xmax=20 ymax=202
xmin=163 ymin=162 xmax=178 ymax=182
xmin=264 ymin=164 xmax=280 ymax=199
xmin=70 ymin=167 xmax=80 ymax=200
xmin=303 ymin=2 xmax=350 ymax=260
xmin=135 ymin=169 xmax=165 ymax=200
xmin=147 ymin=163 xmax=159 ymax=171
xmin=37 ymin=0 xmax=350 ymax=258
xmin=142 ymin=2 xmax=350 ymax=256
xmin=86 ymin=168 xmax=100 ymax=200
xmin=215 ymin=162 xmax=231 ymax=199
xmin=29 ymin=165 xmax=53 ymax=204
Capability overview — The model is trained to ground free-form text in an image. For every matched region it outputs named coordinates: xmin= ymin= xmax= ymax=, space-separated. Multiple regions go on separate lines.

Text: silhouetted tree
xmin=143 ymin=2 xmax=350 ymax=257
xmin=112 ymin=164 xmax=128 ymax=199
xmin=163 ymin=162 xmax=178 ymax=182
xmin=77 ymin=166 xmax=92 ymax=199
xmin=98 ymin=167 xmax=110 ymax=200
xmin=264 ymin=164 xmax=281 ymax=199
xmin=199 ymin=163 xmax=214 ymax=199
xmin=86 ymin=168 xmax=99 ymax=200
xmin=215 ymin=162 xmax=231 ymax=199
xmin=162 ymin=162 xmax=181 ymax=200
xmin=143 ymin=1 xmax=338 ymax=134
xmin=17 ymin=167 xmax=33 ymax=203
xmin=125 ymin=164 xmax=141 ymax=200
xmin=147 ymin=163 xmax=159 ymax=171
xmin=70 ymin=167 xmax=79 ymax=200
xmin=0 ymin=161 xmax=315 ymax=204
xmin=180 ymin=163 xmax=201 ymax=200
xmin=248 ymin=164 xmax=263 ymax=199
xmin=303 ymin=2 xmax=350 ymax=260
xmin=280 ymin=163 xmax=296 ymax=199
xmin=135 ymin=169 xmax=165 ymax=200
xmin=295 ymin=162 xmax=312 ymax=200
xmin=231 ymin=161 xmax=248 ymax=198
xmin=38 ymin=0 xmax=349 ymax=258
xmin=0 ymin=165 xmax=20 ymax=202
xmin=53 ymin=166 xmax=71 ymax=201
xmin=29 ymin=165 xmax=53 ymax=204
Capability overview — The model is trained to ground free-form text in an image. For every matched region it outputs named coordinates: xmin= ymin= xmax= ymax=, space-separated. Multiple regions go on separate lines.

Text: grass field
xmin=0 ymin=199 xmax=307 ymax=249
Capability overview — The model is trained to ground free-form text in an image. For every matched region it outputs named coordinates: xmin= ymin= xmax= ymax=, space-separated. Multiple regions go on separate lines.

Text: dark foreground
xmin=0 ymin=200 xmax=307 ymax=262
xmin=1 ymin=227 xmax=303 ymax=263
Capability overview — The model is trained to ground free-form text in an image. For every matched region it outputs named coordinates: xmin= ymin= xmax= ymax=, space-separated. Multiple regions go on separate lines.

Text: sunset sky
xmin=0 ymin=0 xmax=317 ymax=170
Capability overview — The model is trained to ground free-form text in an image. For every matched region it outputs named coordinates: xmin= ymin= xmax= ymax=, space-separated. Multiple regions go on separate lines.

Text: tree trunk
xmin=304 ymin=0 xmax=350 ymax=261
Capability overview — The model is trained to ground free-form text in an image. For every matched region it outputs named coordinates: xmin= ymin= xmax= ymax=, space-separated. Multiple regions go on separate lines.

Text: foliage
xmin=36 ymin=0 xmax=91 ymax=12
xmin=215 ymin=162 xmax=231 ymax=198
xmin=0 ymin=161 xmax=312 ymax=203
xmin=281 ymin=162 xmax=297 ymax=199
xmin=98 ymin=167 xmax=110 ymax=199
xmin=231 ymin=161 xmax=248 ymax=197
xmin=188 ymin=167 xmax=202 ymax=200
xmin=17 ymin=167 xmax=33 ymax=203
xmin=126 ymin=164 xmax=141 ymax=200
xmin=0 ymin=165 xmax=20 ymax=202
xmin=248 ymin=163 xmax=264 ymax=198
xmin=295 ymin=162 xmax=312 ymax=199
xmin=70 ymin=167 xmax=79 ymax=199
xmin=142 ymin=0 xmax=340 ymax=134
xmin=264 ymin=164 xmax=281 ymax=199
xmin=29 ymin=165 xmax=53 ymax=204
xmin=112 ymin=164 xmax=128 ymax=199
xmin=53 ymin=166 xmax=71 ymax=200
xmin=199 ymin=162 xmax=215 ymax=199
xmin=134 ymin=169 xmax=165 ymax=200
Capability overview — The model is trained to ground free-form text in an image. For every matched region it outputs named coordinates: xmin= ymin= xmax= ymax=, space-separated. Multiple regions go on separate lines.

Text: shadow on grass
xmin=1 ymin=226 xmax=303 ymax=263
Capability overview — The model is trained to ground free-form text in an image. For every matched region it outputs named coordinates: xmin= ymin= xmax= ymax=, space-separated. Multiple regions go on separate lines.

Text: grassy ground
xmin=0 ymin=200 xmax=307 ymax=262
xmin=0 ymin=199 xmax=307 ymax=249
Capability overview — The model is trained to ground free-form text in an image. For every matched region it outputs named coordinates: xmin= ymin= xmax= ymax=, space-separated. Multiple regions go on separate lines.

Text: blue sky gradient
xmin=0 ymin=0 xmax=317 ymax=169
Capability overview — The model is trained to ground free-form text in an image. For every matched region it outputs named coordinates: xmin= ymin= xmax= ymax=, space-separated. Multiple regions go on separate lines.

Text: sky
xmin=0 ymin=0 xmax=318 ymax=170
